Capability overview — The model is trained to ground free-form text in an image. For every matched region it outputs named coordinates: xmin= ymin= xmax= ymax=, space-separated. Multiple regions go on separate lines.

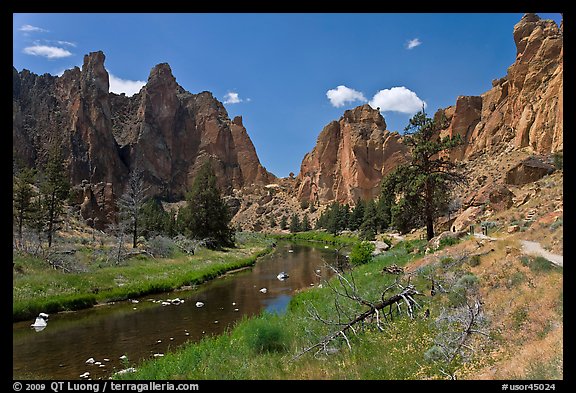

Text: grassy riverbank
xmin=116 ymin=237 xmax=448 ymax=380
xmin=13 ymin=235 xmax=273 ymax=322
xmin=115 ymin=230 xmax=563 ymax=380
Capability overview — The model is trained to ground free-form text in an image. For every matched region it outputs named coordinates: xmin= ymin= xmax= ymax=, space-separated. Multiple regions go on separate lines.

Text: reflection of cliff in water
xmin=12 ymin=242 xmax=339 ymax=380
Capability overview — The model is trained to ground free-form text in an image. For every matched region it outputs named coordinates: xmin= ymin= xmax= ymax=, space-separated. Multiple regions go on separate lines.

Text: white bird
xmin=195 ymin=301 xmax=204 ymax=308
xmin=259 ymin=288 xmax=267 ymax=293
xmin=277 ymin=272 xmax=289 ymax=281
xmin=85 ymin=358 xmax=95 ymax=364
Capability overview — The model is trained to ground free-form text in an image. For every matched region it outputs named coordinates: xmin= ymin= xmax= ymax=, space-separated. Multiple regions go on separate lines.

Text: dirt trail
xmin=520 ymin=240 xmax=563 ymax=267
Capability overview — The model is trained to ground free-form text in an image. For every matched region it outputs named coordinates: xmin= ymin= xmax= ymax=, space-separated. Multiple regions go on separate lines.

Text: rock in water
xmin=31 ymin=313 xmax=49 ymax=331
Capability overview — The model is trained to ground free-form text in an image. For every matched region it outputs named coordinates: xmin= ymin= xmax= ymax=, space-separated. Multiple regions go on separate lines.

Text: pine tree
xmin=302 ymin=214 xmax=311 ymax=231
xmin=13 ymin=167 xmax=36 ymax=246
xmin=140 ymin=198 xmax=171 ymax=239
xmin=381 ymin=109 xmax=466 ymax=240
xmin=39 ymin=148 xmax=70 ymax=248
xmin=349 ymin=198 xmax=365 ymax=231
xmin=359 ymin=199 xmax=378 ymax=240
xmin=280 ymin=215 xmax=288 ymax=230
xmin=178 ymin=160 xmax=234 ymax=248
xmin=289 ymin=213 xmax=301 ymax=233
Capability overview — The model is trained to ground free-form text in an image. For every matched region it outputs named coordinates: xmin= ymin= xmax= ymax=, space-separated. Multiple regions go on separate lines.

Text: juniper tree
xmin=178 ymin=160 xmax=234 ymax=248
xmin=39 ymin=148 xmax=70 ymax=248
xmin=381 ymin=109 xmax=466 ymax=240
xmin=13 ymin=167 xmax=36 ymax=246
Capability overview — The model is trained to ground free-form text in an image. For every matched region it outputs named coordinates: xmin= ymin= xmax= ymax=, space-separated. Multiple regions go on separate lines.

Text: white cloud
xmin=223 ymin=92 xmax=243 ymax=104
xmin=19 ymin=24 xmax=48 ymax=33
xmin=406 ymin=38 xmax=422 ymax=50
xmin=109 ymin=73 xmax=146 ymax=96
xmin=23 ymin=45 xmax=72 ymax=59
xmin=368 ymin=86 xmax=426 ymax=115
xmin=56 ymin=40 xmax=77 ymax=47
xmin=326 ymin=85 xmax=367 ymax=108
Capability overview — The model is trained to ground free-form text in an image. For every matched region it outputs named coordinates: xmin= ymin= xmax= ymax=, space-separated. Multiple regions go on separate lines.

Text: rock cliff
xmin=438 ymin=13 xmax=563 ymax=161
xmin=296 ymin=104 xmax=407 ymax=204
xmin=13 ymin=51 xmax=275 ymax=211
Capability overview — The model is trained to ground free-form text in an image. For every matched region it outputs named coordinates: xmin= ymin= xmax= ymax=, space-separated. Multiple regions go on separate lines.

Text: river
xmin=12 ymin=242 xmax=342 ymax=380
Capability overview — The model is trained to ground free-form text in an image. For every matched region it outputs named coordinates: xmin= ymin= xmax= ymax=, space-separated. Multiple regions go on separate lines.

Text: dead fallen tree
xmin=292 ymin=265 xmax=422 ymax=361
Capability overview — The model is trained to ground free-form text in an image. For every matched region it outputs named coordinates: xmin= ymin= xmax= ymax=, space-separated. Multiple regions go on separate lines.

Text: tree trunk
xmin=133 ymin=218 xmax=138 ymax=248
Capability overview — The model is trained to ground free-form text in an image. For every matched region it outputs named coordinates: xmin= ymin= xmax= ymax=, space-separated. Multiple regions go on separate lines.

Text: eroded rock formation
xmin=13 ymin=51 xmax=275 ymax=225
xmin=439 ymin=13 xmax=563 ymax=161
xmin=296 ymin=104 xmax=407 ymax=204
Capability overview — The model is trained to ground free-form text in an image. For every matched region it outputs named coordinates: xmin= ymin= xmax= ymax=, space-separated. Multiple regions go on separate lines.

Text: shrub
xmin=146 ymin=236 xmax=176 ymax=258
xmin=245 ymin=318 xmax=289 ymax=354
xmin=439 ymin=236 xmax=459 ymax=249
xmin=552 ymin=151 xmax=563 ymax=171
xmin=424 ymin=345 xmax=446 ymax=362
xmin=468 ymin=255 xmax=481 ymax=267
xmin=349 ymin=241 xmax=375 ymax=266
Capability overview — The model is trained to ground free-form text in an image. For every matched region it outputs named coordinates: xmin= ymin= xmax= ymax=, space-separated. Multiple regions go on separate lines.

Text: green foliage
xmin=348 ymin=198 xmax=365 ymax=231
xmin=552 ymin=151 xmax=563 ymax=170
xmin=511 ymin=306 xmax=528 ymax=330
xmin=177 ymin=160 xmax=234 ymax=248
xmin=349 ymin=241 xmax=375 ymax=266
xmin=289 ymin=213 xmax=301 ymax=233
xmin=38 ymin=147 xmax=70 ymax=247
xmin=279 ymin=216 xmax=288 ymax=230
xmin=13 ymin=167 xmax=37 ymax=243
xmin=520 ymin=255 xmax=559 ymax=273
xmin=438 ymin=236 xmax=460 ymax=249
xmin=269 ymin=216 xmax=277 ymax=228
xmin=359 ymin=200 xmax=378 ymax=240
xmin=301 ymin=214 xmax=311 ymax=231
xmin=468 ymin=255 xmax=481 ymax=267
xmin=380 ymin=110 xmax=466 ymax=240
xmin=245 ymin=316 xmax=290 ymax=354
xmin=140 ymin=198 xmax=174 ymax=238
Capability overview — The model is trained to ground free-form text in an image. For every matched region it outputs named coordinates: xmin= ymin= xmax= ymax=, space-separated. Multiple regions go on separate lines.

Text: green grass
xmin=13 ymin=238 xmax=272 ymax=322
xmin=116 ymin=238 xmax=451 ymax=380
xmin=271 ymin=230 xmax=360 ymax=247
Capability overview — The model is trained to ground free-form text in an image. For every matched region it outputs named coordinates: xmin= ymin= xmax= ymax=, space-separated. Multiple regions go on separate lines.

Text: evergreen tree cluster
xmin=315 ymin=198 xmax=390 ymax=240
xmin=13 ymin=148 xmax=70 ymax=249
xmin=13 ymin=157 xmax=235 ymax=251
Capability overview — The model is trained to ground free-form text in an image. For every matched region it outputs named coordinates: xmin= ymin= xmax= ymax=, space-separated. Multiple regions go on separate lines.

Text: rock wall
xmin=439 ymin=13 xmax=563 ymax=161
xmin=13 ymin=51 xmax=275 ymax=208
xmin=296 ymin=104 xmax=407 ymax=204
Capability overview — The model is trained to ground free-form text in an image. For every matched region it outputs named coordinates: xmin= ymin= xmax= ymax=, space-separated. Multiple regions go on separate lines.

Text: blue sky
xmin=13 ymin=13 xmax=562 ymax=178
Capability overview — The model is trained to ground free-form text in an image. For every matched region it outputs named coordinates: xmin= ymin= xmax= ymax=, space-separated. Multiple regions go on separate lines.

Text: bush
xmin=438 ymin=236 xmax=459 ymax=249
xmin=245 ymin=318 xmax=289 ymax=354
xmin=468 ymin=255 xmax=481 ymax=267
xmin=349 ymin=241 xmax=375 ymax=266
xmin=552 ymin=151 xmax=563 ymax=170
xmin=146 ymin=236 xmax=176 ymax=258
xmin=521 ymin=255 xmax=558 ymax=273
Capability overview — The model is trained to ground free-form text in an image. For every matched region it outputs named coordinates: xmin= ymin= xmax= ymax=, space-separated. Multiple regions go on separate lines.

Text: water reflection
xmin=13 ymin=242 xmax=340 ymax=379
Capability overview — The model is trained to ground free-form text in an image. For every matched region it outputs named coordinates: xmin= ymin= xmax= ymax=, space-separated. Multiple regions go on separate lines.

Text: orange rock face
xmin=13 ymin=51 xmax=275 ymax=205
xmin=440 ymin=13 xmax=563 ymax=161
xmin=296 ymin=104 xmax=407 ymax=204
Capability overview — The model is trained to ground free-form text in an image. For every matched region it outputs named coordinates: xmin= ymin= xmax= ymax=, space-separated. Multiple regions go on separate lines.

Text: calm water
xmin=13 ymin=242 xmax=341 ymax=380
